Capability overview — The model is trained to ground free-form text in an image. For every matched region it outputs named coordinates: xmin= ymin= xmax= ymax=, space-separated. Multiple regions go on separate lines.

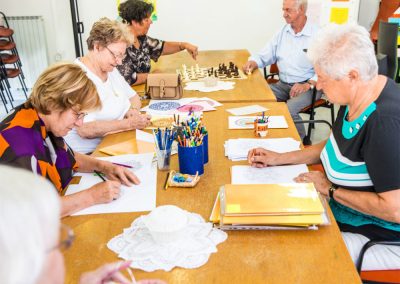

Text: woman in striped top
xmin=247 ymin=23 xmax=400 ymax=270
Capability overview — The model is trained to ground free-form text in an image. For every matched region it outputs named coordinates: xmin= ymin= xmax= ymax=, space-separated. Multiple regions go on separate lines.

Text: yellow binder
xmin=222 ymin=183 xmax=324 ymax=216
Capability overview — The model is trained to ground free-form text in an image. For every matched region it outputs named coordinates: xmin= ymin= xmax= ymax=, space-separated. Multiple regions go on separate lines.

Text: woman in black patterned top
xmin=117 ymin=0 xmax=198 ymax=85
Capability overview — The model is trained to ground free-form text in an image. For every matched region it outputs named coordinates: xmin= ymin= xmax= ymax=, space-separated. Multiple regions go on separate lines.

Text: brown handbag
xmin=146 ymin=73 xmax=183 ymax=100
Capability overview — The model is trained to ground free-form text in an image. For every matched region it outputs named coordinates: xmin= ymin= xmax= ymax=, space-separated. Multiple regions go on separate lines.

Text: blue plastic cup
xmin=178 ymin=144 xmax=204 ymax=175
xmin=203 ymin=134 xmax=208 ymax=164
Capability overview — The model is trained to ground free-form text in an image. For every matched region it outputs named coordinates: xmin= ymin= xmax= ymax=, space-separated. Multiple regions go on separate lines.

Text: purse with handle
xmin=146 ymin=73 xmax=183 ymax=100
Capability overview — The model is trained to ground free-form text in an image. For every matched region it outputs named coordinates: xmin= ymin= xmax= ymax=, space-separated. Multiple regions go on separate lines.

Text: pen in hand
xmin=94 ymin=170 xmax=106 ymax=182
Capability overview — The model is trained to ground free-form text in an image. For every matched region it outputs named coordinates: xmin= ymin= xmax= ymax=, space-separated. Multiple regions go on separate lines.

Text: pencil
xmin=94 ymin=170 xmax=106 ymax=182
xmin=112 ymin=162 xmax=133 ymax=169
xmin=164 ymin=171 xmax=170 ymax=190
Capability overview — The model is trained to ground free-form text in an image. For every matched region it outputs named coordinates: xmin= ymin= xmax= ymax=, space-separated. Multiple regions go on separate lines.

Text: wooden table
xmin=63 ymin=102 xmax=360 ymax=284
xmin=151 ymin=49 xmax=276 ymax=103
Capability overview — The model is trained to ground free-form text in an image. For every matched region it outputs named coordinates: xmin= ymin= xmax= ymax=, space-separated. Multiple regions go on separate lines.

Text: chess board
xmin=177 ymin=62 xmax=247 ymax=82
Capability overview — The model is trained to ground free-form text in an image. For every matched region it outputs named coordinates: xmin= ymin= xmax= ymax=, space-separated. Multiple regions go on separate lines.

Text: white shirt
xmin=249 ymin=19 xmax=319 ymax=83
xmin=64 ymin=58 xmax=137 ymax=153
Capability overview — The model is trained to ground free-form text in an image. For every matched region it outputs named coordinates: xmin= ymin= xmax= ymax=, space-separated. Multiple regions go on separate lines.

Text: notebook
xmin=222 ymin=183 xmax=325 ymax=216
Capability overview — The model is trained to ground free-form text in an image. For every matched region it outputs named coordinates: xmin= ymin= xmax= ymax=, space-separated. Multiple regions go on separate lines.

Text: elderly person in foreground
xmin=247 ymin=24 xmax=400 ymax=270
xmin=0 ymin=63 xmax=140 ymax=217
xmin=117 ymin=0 xmax=198 ymax=85
xmin=0 ymin=165 xmax=164 ymax=284
xmin=65 ymin=17 xmax=151 ymax=154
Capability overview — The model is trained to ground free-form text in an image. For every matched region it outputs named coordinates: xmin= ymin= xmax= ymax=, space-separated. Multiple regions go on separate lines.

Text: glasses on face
xmin=105 ymin=46 xmax=126 ymax=61
xmin=72 ymin=109 xmax=88 ymax=120
xmin=48 ymin=224 xmax=75 ymax=252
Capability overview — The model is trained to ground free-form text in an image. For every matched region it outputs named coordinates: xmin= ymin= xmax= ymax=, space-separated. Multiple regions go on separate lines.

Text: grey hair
xmin=307 ymin=23 xmax=378 ymax=81
xmin=293 ymin=0 xmax=308 ymax=12
xmin=0 ymin=166 xmax=60 ymax=284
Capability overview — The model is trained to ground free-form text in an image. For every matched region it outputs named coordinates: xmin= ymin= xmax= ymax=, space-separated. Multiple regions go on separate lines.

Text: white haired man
xmin=243 ymin=0 xmax=321 ymax=141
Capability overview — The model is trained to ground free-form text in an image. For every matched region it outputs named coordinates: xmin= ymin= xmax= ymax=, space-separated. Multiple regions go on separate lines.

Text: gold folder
xmin=222 ymin=183 xmax=325 ymax=216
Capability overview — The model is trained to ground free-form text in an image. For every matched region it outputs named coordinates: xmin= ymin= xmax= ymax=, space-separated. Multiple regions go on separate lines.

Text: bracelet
xmin=179 ymin=42 xmax=185 ymax=51
xmin=328 ymin=184 xmax=339 ymax=199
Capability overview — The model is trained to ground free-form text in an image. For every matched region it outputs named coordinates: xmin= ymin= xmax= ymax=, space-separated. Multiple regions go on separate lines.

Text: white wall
xmin=1 ymin=0 xmax=75 ymax=64
xmin=1 ymin=0 xmax=374 ymax=69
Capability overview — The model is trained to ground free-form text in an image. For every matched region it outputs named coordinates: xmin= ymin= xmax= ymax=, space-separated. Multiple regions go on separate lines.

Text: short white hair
xmin=285 ymin=0 xmax=308 ymax=12
xmin=307 ymin=23 xmax=378 ymax=81
xmin=296 ymin=0 xmax=308 ymax=12
xmin=0 ymin=166 xmax=60 ymax=284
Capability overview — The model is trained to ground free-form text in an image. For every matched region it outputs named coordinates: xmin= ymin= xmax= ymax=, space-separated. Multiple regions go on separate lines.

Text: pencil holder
xmin=156 ymin=149 xmax=172 ymax=171
xmin=178 ymin=144 xmax=204 ymax=175
xmin=203 ymin=133 xmax=209 ymax=164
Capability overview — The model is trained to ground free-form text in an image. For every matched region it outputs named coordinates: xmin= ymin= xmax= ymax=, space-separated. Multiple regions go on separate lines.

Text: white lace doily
xmin=184 ymin=81 xmax=235 ymax=92
xmin=107 ymin=210 xmax=227 ymax=272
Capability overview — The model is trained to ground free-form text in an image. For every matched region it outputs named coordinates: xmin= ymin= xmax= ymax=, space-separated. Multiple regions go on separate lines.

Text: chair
xmin=357 ymin=240 xmax=400 ymax=284
xmin=299 ymin=87 xmax=335 ymax=145
xmin=377 ymin=21 xmax=399 ymax=80
xmin=263 ymin=64 xmax=335 ymax=145
xmin=263 ymin=64 xmax=279 ymax=84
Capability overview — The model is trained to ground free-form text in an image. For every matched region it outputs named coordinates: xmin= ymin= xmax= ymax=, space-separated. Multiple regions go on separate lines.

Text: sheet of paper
xmin=65 ymin=153 xmax=157 ymax=215
xmin=231 ymin=164 xmax=309 ymax=184
xmin=190 ymin=97 xmax=223 ymax=107
xmin=184 ymin=81 xmax=235 ymax=92
xmin=224 ymin=138 xmax=300 ymax=161
xmin=226 ymin=105 xmax=268 ymax=116
xmin=141 ymin=98 xmax=198 ymax=115
xmin=228 ymin=116 xmax=288 ymax=129
xmin=136 ymin=129 xmax=153 ymax=143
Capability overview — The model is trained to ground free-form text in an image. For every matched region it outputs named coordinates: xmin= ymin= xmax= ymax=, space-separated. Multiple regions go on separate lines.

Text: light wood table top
xmin=151 ymin=49 xmax=276 ymax=103
xmin=63 ymin=102 xmax=360 ymax=284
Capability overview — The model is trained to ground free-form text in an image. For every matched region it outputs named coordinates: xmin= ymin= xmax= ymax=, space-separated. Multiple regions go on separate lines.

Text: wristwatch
xmin=328 ymin=184 xmax=339 ymax=199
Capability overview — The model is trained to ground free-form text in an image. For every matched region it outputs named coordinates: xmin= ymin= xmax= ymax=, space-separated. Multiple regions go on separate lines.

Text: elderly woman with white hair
xmin=0 ymin=165 xmax=165 ymax=284
xmin=247 ymin=23 xmax=400 ymax=270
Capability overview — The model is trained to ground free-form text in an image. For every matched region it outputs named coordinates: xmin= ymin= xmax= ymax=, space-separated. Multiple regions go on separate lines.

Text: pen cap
xmin=178 ymin=144 xmax=204 ymax=175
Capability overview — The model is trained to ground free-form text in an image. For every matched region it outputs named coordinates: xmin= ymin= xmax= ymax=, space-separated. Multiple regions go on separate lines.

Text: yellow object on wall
xmin=330 ymin=7 xmax=349 ymax=24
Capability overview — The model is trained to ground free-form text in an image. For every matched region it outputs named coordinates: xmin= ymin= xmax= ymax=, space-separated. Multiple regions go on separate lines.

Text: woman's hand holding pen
xmin=101 ymin=162 xmax=140 ymax=186
xmin=89 ymin=180 xmax=122 ymax=204
xmin=247 ymin=147 xmax=281 ymax=168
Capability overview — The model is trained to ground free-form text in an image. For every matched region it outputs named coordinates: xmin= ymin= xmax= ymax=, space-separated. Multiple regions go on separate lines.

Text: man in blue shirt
xmin=243 ymin=0 xmax=320 ymax=140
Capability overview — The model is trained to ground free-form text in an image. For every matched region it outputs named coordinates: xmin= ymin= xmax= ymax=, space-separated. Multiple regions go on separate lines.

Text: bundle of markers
xmin=153 ymin=127 xmax=176 ymax=151
xmin=177 ymin=114 xmax=207 ymax=147
xmin=255 ymin=112 xmax=269 ymax=124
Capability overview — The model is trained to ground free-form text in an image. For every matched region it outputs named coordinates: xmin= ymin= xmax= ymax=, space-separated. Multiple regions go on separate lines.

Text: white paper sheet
xmin=231 ymin=164 xmax=309 ymax=184
xmin=136 ymin=129 xmax=154 ymax=143
xmin=226 ymin=105 xmax=268 ymax=116
xmin=224 ymin=138 xmax=301 ymax=161
xmin=190 ymin=97 xmax=223 ymax=107
xmin=66 ymin=153 xmax=157 ymax=215
xmin=141 ymin=98 xmax=198 ymax=115
xmin=228 ymin=116 xmax=288 ymax=129
xmin=184 ymin=81 xmax=235 ymax=92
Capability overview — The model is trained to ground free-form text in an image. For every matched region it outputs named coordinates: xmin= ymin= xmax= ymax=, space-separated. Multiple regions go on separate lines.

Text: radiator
xmin=6 ymin=16 xmax=48 ymax=90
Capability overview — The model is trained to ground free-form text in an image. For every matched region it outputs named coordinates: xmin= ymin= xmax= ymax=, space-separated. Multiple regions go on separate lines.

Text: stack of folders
xmin=210 ymin=184 xmax=330 ymax=230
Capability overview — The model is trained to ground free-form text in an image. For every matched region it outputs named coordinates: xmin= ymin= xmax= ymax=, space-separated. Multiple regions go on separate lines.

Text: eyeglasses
xmin=48 ymin=224 xmax=75 ymax=252
xmin=72 ymin=109 xmax=88 ymax=120
xmin=105 ymin=46 xmax=126 ymax=61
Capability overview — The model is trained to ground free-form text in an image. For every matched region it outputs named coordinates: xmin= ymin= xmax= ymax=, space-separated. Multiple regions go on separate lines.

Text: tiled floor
xmin=0 ymin=89 xmax=337 ymax=145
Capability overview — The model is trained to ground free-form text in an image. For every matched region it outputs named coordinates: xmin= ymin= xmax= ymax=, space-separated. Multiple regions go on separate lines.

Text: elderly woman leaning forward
xmin=247 ymin=24 xmax=400 ymax=270
xmin=65 ymin=17 xmax=151 ymax=154
xmin=117 ymin=0 xmax=198 ymax=85
xmin=0 ymin=63 xmax=140 ymax=217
